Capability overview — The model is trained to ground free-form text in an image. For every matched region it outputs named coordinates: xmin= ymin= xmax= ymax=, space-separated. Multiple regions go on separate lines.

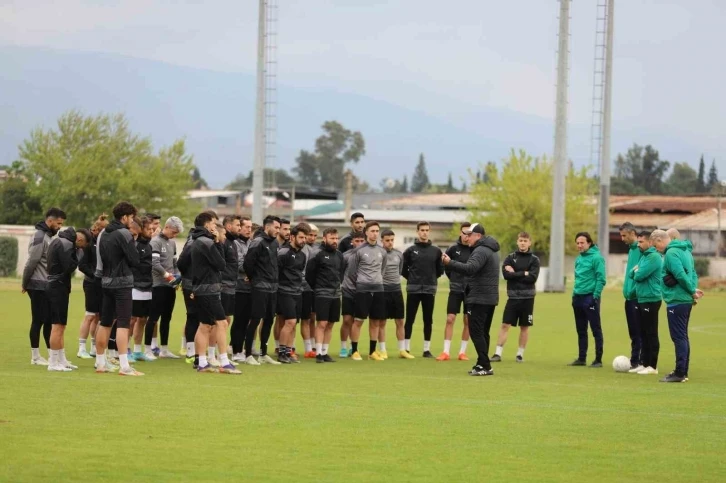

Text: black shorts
xmin=447 ymin=291 xmax=466 ymax=314
xmin=315 ymin=297 xmax=340 ymax=323
xmin=132 ymin=299 xmax=151 ymax=318
xmin=83 ymin=280 xmax=102 ymax=314
xmin=101 ymin=288 xmax=133 ymax=329
xmin=251 ymin=290 xmax=277 ymax=321
xmin=195 ymin=294 xmax=226 ymax=325
xmin=183 ymin=289 xmax=196 ymax=315
xmin=384 ymin=291 xmax=405 ymax=320
xmin=342 ymin=296 xmax=355 ymax=317
xmin=355 ymin=291 xmax=386 ymax=320
xmin=47 ymin=287 xmax=70 ymax=325
xmin=301 ymin=291 xmax=314 ymax=320
xmin=221 ymin=293 xmax=235 ymax=317
xmin=277 ymin=294 xmax=302 ymax=321
xmin=502 ymin=298 xmax=535 ymax=327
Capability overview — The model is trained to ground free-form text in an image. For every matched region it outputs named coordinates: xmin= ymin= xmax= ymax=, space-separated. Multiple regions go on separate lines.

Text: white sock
xmin=119 ymin=353 xmax=130 ymax=371
xmin=423 ymin=340 xmax=431 ymax=352
xmin=59 ymin=349 xmax=68 ymax=364
xmin=398 ymin=340 xmax=405 ymax=351
xmin=459 ymin=340 xmax=468 ymax=354
xmin=181 ymin=337 xmax=186 ymax=350
xmin=404 ymin=339 xmax=411 ymax=351
xmin=145 ymin=345 xmax=153 ymax=354
xmin=186 ymin=342 xmax=195 ymax=357
xmin=79 ymin=339 xmax=86 ymax=351
xmin=443 ymin=340 xmax=451 ymax=355
xmin=151 ymin=337 xmax=158 ymax=349
xmin=495 ymin=345 xmax=504 ymax=356
xmin=305 ymin=339 xmax=313 ymax=352
xmin=199 ymin=355 xmax=208 ymax=367
xmin=220 ymin=353 xmax=230 ymax=366
xmin=96 ymin=353 xmax=105 ymax=368
xmin=109 ymin=349 xmax=117 ymax=358
xmin=161 ymin=345 xmax=168 ymax=352
xmin=274 ymin=340 xmax=280 ymax=349
xmin=208 ymin=347 xmax=216 ymax=359
xmin=517 ymin=347 xmax=525 ymax=357
xmin=341 ymin=341 xmax=348 ymax=349
xmin=31 ymin=348 xmax=40 ymax=359
xmin=316 ymin=343 xmax=323 ymax=353
xmin=90 ymin=337 xmax=96 ymax=350
xmin=379 ymin=342 xmax=386 ymax=353
xmin=322 ymin=344 xmax=329 ymax=355
xmin=134 ymin=344 xmax=142 ymax=353
xmin=49 ymin=349 xmax=58 ymax=365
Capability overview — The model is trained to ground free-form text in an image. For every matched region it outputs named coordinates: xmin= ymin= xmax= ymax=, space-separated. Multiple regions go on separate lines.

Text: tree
xmin=707 ymin=159 xmax=720 ymax=190
xmin=696 ymin=155 xmax=706 ymax=193
xmin=0 ymin=162 xmax=43 ymax=224
xmin=612 ymin=144 xmax=670 ymax=194
xmin=379 ymin=177 xmax=405 ymax=193
xmin=411 ymin=153 xmax=430 ymax=193
xmin=225 ymin=168 xmax=297 ymax=190
xmin=446 ymin=172 xmax=454 ymax=192
xmin=401 ymin=175 xmax=409 ymax=193
xmin=17 ymin=111 xmax=197 ymax=227
xmin=461 ymin=181 xmax=467 ymax=192
xmin=293 ymin=121 xmax=365 ymax=189
xmin=191 ymin=166 xmax=208 ymax=189
xmin=466 ymin=149 xmax=597 ymax=256
xmin=664 ymin=162 xmax=698 ymax=195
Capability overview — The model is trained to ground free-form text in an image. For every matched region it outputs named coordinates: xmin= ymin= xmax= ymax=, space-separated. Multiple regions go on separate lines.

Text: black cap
xmin=468 ymin=223 xmax=485 ymax=235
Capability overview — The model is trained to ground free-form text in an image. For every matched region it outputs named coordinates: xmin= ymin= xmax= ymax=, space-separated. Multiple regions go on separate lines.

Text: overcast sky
xmin=2 ymin=0 xmax=724 ymax=169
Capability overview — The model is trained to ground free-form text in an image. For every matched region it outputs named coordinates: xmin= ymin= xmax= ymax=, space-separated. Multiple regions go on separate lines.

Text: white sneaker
xmin=159 ymin=349 xmax=180 ymax=359
xmin=31 ymin=356 xmax=49 ymax=366
xmin=251 ymin=347 xmax=261 ymax=357
xmin=259 ymin=354 xmax=281 ymax=365
xmin=245 ymin=356 xmax=261 ymax=366
xmin=119 ymin=366 xmax=145 ymax=376
xmin=208 ymin=357 xmax=221 ymax=367
xmin=48 ymin=363 xmax=72 ymax=372
xmin=63 ymin=361 xmax=79 ymax=370
xmin=95 ymin=360 xmax=119 ymax=372
xmin=143 ymin=351 xmax=158 ymax=361
xmin=638 ymin=366 xmax=658 ymax=375
xmin=628 ymin=365 xmax=645 ymax=374
xmin=232 ymin=353 xmax=246 ymax=362
xmin=77 ymin=350 xmax=93 ymax=360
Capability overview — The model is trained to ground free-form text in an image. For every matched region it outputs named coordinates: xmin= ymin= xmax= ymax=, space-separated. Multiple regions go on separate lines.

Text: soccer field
xmin=1 ymin=279 xmax=724 ymax=483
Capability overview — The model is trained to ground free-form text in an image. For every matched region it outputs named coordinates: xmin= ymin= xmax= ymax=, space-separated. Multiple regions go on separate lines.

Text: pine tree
xmin=707 ymin=159 xmax=720 ymax=190
xmin=411 ymin=154 xmax=430 ymax=193
xmin=446 ymin=172 xmax=454 ymax=192
xmin=401 ymin=175 xmax=408 ymax=193
xmin=697 ymin=155 xmax=706 ymax=192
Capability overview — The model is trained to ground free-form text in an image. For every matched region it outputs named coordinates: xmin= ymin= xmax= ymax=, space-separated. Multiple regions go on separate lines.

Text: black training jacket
xmin=305 ymin=242 xmax=345 ymax=298
xmin=78 ymin=234 xmax=100 ymax=284
xmin=444 ymin=239 xmax=470 ymax=293
xmin=99 ymin=220 xmax=140 ymax=290
xmin=177 ymin=231 xmax=194 ymax=290
xmin=190 ymin=227 xmax=226 ymax=296
xmin=243 ymin=231 xmax=279 ymax=293
xmin=338 ymin=231 xmax=357 ymax=253
xmin=277 ymin=243 xmax=306 ymax=296
xmin=402 ymin=240 xmax=444 ymax=294
xmin=47 ymin=227 xmax=79 ymax=292
xmin=221 ymin=233 xmax=239 ymax=295
xmin=446 ymin=236 xmax=501 ymax=306
xmin=502 ymin=250 xmax=540 ymax=299
xmin=132 ymin=236 xmax=153 ymax=290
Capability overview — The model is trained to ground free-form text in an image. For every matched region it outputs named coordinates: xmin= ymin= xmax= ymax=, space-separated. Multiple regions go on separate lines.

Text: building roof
xmin=375 ymin=193 xmax=472 ymax=209
xmin=610 ymin=195 xmax=717 ymax=214
xmin=187 ymin=189 xmax=240 ymax=200
xmin=305 ymin=209 xmax=471 ymax=224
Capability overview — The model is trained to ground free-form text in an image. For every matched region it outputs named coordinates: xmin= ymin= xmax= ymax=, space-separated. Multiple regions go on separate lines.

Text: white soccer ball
xmin=612 ymin=355 xmax=631 ymax=373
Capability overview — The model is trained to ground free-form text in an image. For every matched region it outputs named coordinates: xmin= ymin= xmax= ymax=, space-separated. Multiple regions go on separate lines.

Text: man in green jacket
xmin=569 ymin=232 xmax=607 ymax=368
xmin=652 ymin=229 xmax=701 ymax=383
xmin=628 ymin=230 xmax=662 ymax=376
xmin=619 ymin=222 xmax=642 ymax=369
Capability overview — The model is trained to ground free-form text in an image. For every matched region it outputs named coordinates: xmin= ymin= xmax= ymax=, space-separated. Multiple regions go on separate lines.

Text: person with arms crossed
xmin=46 ymin=227 xmax=90 ymax=371
xmin=276 ymin=224 xmax=309 ymax=363
xmin=339 ymin=232 xmax=365 ymax=357
xmin=442 ymin=223 xmax=501 ymax=376
xmin=568 ymin=232 xmax=607 ymax=368
xmin=491 ymin=232 xmax=540 ymax=363
xmin=381 ymin=229 xmax=412 ymax=359
xmin=402 ymin=221 xmax=444 ymax=358
xmin=619 ymin=222 xmax=643 ymax=370
xmin=338 ymin=212 xmax=366 ymax=253
xmin=23 ymin=207 xmax=66 ymax=366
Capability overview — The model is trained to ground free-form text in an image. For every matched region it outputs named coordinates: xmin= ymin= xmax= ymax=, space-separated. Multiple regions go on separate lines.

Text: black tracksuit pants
xmin=468 ymin=304 xmax=496 ymax=370
xmin=637 ymin=301 xmax=661 ymax=369
xmin=404 ymin=293 xmax=435 ymax=341
xmin=145 ymin=286 xmax=177 ymax=346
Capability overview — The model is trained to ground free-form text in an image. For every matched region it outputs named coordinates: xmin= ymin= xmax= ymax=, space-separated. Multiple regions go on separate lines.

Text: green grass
xmin=1 ymin=279 xmax=725 ymax=482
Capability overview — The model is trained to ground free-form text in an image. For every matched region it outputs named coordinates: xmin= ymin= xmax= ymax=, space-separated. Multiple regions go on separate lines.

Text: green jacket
xmin=662 ymin=239 xmax=698 ymax=305
xmin=573 ymin=245 xmax=607 ymax=299
xmin=629 ymin=246 xmax=662 ymax=303
xmin=622 ymin=242 xmax=640 ymax=300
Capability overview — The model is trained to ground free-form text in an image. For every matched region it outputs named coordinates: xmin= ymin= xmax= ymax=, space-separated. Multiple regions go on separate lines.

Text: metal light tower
xmin=546 ymin=0 xmax=571 ymax=293
xmin=595 ymin=0 xmax=615 ymax=268
xmin=251 ymin=0 xmax=267 ymax=224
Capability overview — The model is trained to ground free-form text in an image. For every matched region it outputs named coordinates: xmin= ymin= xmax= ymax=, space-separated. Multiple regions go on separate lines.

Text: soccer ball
xmin=612 ymin=355 xmax=631 ymax=373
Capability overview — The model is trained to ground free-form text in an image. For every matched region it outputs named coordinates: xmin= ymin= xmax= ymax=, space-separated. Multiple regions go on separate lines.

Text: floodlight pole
xmin=252 ymin=0 xmax=267 ymax=224
xmin=597 ymin=0 xmax=614 ymax=269
xmin=546 ymin=0 xmax=571 ymax=293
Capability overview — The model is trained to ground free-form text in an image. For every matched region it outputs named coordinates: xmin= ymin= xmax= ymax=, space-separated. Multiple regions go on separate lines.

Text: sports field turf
xmin=0 ymin=278 xmax=724 ymax=482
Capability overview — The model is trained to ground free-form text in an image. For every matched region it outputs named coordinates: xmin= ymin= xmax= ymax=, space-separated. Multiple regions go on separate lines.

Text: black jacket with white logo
xmin=444 ymin=239 xmax=470 ymax=293
xmin=221 ymin=233 xmax=239 ymax=295
xmin=446 ymin=236 xmax=501 ymax=306
xmin=306 ymin=242 xmax=345 ymax=298
xmin=402 ymin=240 xmax=444 ymax=294
xmin=502 ymin=250 xmax=540 ymax=299
xmin=243 ymin=231 xmax=279 ymax=293
xmin=99 ymin=220 xmax=140 ymax=290
xmin=132 ymin=236 xmax=153 ymax=290
xmin=47 ymin=227 xmax=79 ymax=292
xmin=190 ymin=227 xmax=226 ymax=296
xmin=277 ymin=243 xmax=306 ymax=296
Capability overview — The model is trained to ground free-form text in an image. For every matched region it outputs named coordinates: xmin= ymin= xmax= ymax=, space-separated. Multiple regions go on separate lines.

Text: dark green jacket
xmin=622 ymin=242 xmax=640 ymax=300
xmin=629 ymin=246 xmax=662 ymax=303
xmin=662 ymin=239 xmax=698 ymax=305
xmin=573 ymin=245 xmax=606 ymax=299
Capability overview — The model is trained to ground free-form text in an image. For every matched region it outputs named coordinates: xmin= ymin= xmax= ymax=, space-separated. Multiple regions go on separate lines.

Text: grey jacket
xmin=346 ymin=243 xmax=387 ymax=293
xmin=446 ymin=236 xmax=501 ymax=306
xmin=341 ymin=250 xmax=358 ymax=299
xmin=22 ymin=221 xmax=54 ymax=291
xmin=150 ymin=234 xmax=178 ymax=287
xmin=234 ymin=236 xmax=251 ymax=293
xmin=383 ymin=248 xmax=403 ymax=292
